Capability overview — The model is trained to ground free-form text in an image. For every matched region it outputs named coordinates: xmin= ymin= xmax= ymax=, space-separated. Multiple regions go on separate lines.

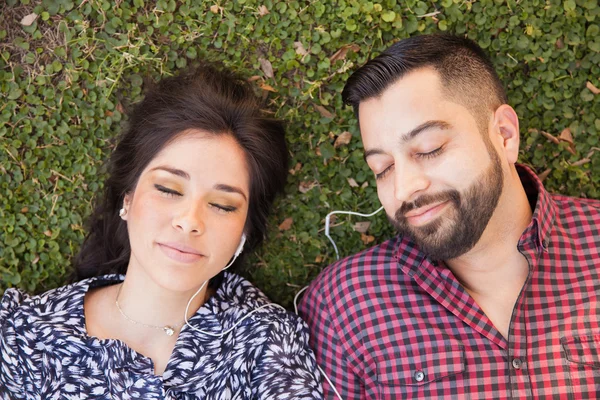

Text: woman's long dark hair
xmin=74 ymin=64 xmax=288 ymax=281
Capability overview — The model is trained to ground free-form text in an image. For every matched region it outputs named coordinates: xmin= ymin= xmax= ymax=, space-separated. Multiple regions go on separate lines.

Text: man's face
xmin=359 ymin=68 xmax=504 ymax=260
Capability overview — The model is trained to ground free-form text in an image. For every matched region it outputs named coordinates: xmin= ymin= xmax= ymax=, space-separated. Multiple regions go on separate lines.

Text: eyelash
xmin=416 ymin=146 xmax=444 ymax=160
xmin=155 ymin=185 xmax=237 ymax=213
xmin=210 ymin=203 xmax=236 ymax=213
xmin=155 ymin=184 xmax=181 ymax=197
xmin=375 ymin=146 xmax=444 ymax=180
xmin=376 ymin=167 xmax=392 ymax=180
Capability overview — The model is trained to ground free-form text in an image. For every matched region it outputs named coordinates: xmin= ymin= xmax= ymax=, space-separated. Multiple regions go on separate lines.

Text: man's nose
xmin=393 ymin=163 xmax=430 ymax=204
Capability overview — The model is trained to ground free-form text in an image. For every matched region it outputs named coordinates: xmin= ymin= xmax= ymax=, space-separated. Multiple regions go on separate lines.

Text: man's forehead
xmin=360 ymin=67 xmax=443 ymax=105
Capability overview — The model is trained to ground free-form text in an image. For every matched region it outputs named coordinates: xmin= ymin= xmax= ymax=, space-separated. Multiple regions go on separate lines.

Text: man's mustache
xmin=395 ymin=190 xmax=461 ymax=221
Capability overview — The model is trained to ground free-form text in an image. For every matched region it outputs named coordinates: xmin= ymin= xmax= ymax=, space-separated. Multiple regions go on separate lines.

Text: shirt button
xmin=512 ymin=358 xmax=523 ymax=370
xmin=414 ymin=370 xmax=425 ymax=382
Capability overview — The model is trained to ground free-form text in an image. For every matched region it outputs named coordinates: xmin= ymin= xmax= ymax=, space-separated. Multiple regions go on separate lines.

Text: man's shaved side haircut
xmin=342 ymin=34 xmax=508 ymax=133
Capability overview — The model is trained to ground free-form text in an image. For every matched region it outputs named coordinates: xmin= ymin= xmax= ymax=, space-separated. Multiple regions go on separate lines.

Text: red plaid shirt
xmin=299 ymin=165 xmax=600 ymax=399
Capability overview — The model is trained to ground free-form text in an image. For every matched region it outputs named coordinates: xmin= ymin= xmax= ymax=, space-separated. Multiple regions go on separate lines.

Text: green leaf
xmin=381 ymin=10 xmax=396 ymax=22
xmin=563 ymin=0 xmax=576 ymax=12
xmin=8 ymin=88 xmax=23 ymax=100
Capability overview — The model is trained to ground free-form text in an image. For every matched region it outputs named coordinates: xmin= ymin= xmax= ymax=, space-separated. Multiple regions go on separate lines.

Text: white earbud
xmin=234 ymin=234 xmax=246 ymax=257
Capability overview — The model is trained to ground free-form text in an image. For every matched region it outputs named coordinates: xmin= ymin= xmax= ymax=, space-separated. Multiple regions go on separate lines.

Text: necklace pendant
xmin=163 ymin=326 xmax=175 ymax=336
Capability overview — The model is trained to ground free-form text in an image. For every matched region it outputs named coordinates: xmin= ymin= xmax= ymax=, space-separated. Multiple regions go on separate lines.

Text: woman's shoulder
xmin=1 ymin=275 xmax=121 ymax=328
xmin=217 ymin=272 xmax=309 ymax=334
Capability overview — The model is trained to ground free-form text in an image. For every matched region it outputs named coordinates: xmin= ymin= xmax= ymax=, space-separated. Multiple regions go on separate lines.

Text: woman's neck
xmin=116 ymin=266 xmax=208 ymax=331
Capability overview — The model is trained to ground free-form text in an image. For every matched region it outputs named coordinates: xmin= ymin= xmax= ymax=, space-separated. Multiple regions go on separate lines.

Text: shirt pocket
xmin=376 ymin=340 xmax=465 ymax=387
xmin=561 ymin=333 xmax=600 ymax=395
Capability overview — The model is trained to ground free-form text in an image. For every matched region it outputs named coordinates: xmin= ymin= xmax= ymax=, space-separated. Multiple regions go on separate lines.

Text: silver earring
xmin=119 ymin=208 xmax=127 ymax=217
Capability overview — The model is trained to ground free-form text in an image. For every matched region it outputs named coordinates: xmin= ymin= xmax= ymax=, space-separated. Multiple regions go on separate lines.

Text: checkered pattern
xmin=299 ymin=165 xmax=600 ymax=399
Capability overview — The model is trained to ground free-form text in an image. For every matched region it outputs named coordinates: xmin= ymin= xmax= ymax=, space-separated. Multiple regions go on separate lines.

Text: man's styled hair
xmin=342 ymin=34 xmax=508 ymax=132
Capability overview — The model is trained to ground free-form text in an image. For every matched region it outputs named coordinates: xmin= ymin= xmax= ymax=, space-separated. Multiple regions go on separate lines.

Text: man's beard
xmin=390 ymin=148 xmax=504 ymax=261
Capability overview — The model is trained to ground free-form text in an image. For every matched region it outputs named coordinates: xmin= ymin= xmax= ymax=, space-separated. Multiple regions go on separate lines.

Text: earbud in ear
xmin=234 ymin=234 xmax=246 ymax=257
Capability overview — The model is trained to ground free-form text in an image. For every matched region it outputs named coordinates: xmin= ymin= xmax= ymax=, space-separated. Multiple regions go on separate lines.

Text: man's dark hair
xmin=74 ymin=64 xmax=288 ymax=283
xmin=342 ymin=34 xmax=508 ymax=132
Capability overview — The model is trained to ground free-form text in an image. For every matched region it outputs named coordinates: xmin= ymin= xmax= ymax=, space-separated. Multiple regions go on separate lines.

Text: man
xmin=299 ymin=34 xmax=600 ymax=399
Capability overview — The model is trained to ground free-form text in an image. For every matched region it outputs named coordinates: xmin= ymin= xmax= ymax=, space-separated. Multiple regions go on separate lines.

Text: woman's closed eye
xmin=210 ymin=203 xmax=237 ymax=213
xmin=155 ymin=184 xmax=182 ymax=197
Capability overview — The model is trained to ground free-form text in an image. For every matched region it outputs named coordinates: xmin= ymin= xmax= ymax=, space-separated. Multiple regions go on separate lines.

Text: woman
xmin=0 ymin=65 xmax=323 ymax=399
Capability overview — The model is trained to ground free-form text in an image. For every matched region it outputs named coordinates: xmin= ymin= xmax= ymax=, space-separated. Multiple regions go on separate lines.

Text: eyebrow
xmin=364 ymin=120 xmax=452 ymax=161
xmin=213 ymin=183 xmax=247 ymax=201
xmin=151 ymin=166 xmax=190 ymax=179
xmin=151 ymin=166 xmax=247 ymax=201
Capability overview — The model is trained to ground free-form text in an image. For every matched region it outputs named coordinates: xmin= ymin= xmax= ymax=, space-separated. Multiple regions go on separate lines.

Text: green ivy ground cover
xmin=1 ymin=0 xmax=599 ymax=307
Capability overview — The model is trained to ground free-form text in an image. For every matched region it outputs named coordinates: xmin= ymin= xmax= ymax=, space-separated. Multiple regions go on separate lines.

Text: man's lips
xmin=157 ymin=242 xmax=205 ymax=264
xmin=404 ymin=201 xmax=450 ymax=226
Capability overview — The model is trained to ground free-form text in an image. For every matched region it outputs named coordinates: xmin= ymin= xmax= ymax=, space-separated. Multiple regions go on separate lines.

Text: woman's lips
xmin=405 ymin=201 xmax=450 ymax=226
xmin=157 ymin=242 xmax=204 ymax=264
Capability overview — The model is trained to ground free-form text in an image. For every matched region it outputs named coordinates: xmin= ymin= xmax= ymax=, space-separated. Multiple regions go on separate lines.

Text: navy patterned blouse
xmin=0 ymin=273 xmax=323 ymax=399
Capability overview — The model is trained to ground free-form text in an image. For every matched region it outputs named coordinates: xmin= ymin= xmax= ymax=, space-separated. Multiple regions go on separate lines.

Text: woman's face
xmin=122 ymin=130 xmax=250 ymax=293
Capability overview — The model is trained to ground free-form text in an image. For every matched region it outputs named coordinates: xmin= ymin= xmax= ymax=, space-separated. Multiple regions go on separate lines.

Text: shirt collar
xmin=516 ymin=163 xmax=556 ymax=252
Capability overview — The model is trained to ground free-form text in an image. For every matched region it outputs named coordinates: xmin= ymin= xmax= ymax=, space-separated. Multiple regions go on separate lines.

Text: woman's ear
xmin=120 ymin=193 xmax=132 ymax=220
xmin=492 ymin=104 xmax=520 ymax=164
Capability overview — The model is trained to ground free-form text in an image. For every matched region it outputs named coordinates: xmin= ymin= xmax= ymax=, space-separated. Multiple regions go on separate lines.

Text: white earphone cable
xmin=325 ymin=206 xmax=384 ymax=260
xmin=183 ymin=236 xmax=286 ymax=338
xmin=293 ymin=205 xmax=384 ymax=400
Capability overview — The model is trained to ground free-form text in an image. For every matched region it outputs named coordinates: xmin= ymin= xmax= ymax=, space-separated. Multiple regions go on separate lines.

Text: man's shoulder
xmin=551 ymin=192 xmax=600 ymax=214
xmin=306 ymin=235 xmax=407 ymax=295
xmin=550 ymin=192 xmax=600 ymax=227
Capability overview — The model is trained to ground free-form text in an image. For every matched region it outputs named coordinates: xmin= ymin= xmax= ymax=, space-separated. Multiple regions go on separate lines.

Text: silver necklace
xmin=115 ymin=284 xmax=183 ymax=336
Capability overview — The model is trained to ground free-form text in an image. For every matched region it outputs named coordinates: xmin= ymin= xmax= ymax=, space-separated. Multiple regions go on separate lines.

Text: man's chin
xmin=394 ymin=223 xmax=474 ymax=261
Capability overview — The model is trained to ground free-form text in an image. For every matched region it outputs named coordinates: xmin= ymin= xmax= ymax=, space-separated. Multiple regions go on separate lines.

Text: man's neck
xmin=444 ymin=167 xmax=533 ymax=339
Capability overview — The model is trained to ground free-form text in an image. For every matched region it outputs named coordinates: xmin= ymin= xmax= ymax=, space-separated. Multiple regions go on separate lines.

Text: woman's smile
xmin=157 ymin=242 xmax=205 ymax=264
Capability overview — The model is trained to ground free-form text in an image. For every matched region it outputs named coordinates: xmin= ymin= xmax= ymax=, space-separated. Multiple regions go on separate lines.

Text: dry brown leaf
xmin=20 ymin=207 xmax=28 ymax=213
xmin=354 ymin=221 xmax=371 ymax=233
xmin=571 ymin=158 xmax=591 ymax=167
xmin=258 ymin=57 xmax=274 ymax=78
xmin=559 ymin=127 xmax=574 ymax=144
xmin=259 ymin=82 xmax=277 ymax=92
xmin=360 ymin=233 xmax=376 ymax=245
xmin=329 ymin=43 xmax=361 ymax=63
xmin=314 ymin=104 xmax=334 ymax=119
xmin=347 ymin=178 xmax=359 ymax=187
xmin=538 ymin=168 xmax=552 ymax=182
xmin=258 ymin=5 xmax=269 ymax=16
xmin=539 ymin=130 xmax=560 ymax=144
xmin=210 ymin=4 xmax=221 ymax=13
xmin=247 ymin=75 xmax=262 ymax=82
xmin=278 ymin=217 xmax=293 ymax=231
xmin=586 ymin=81 xmax=600 ymax=95
xmin=32 ymin=255 xmax=40 ymax=265
xmin=559 ymin=128 xmax=576 ymax=155
xmin=44 ymin=230 xmax=52 ymax=237
xmin=555 ymin=38 xmax=564 ymax=49
xmin=299 ymin=181 xmax=316 ymax=193
xmin=21 ymin=13 xmax=38 ymax=26
xmin=315 ymin=255 xmax=324 ymax=263
xmin=334 ymin=131 xmax=352 ymax=148
xmin=361 ymin=181 xmax=369 ymax=188
xmin=289 ymin=162 xmax=302 ymax=175
xmin=294 ymin=41 xmax=309 ymax=56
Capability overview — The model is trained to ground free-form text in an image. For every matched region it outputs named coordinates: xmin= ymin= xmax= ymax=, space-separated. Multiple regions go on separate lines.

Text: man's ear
xmin=491 ymin=104 xmax=520 ymax=164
